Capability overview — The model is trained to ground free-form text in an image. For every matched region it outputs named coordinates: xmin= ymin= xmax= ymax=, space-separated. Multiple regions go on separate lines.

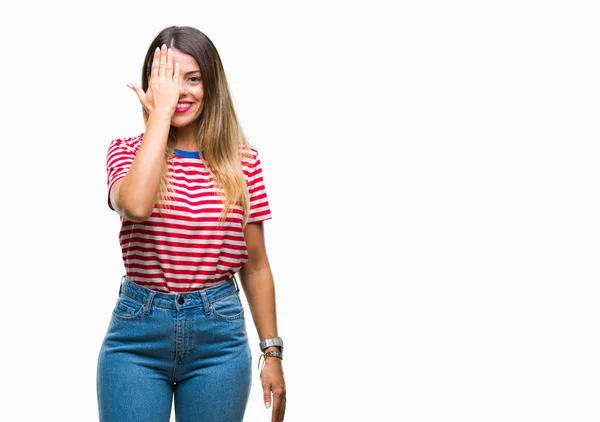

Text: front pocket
xmin=210 ymin=292 xmax=245 ymax=321
xmin=112 ymin=296 xmax=144 ymax=320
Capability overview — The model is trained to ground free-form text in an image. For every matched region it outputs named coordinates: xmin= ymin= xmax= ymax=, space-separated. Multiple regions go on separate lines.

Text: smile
xmin=175 ymin=103 xmax=193 ymax=113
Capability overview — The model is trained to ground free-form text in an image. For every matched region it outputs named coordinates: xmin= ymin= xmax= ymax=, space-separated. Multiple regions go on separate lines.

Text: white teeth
xmin=177 ymin=103 xmax=191 ymax=108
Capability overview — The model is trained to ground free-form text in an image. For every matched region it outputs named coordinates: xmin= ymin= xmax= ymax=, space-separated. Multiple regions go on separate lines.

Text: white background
xmin=1 ymin=0 xmax=599 ymax=421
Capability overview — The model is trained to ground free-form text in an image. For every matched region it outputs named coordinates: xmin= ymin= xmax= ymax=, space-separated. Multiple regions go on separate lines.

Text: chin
xmin=170 ymin=118 xmax=195 ymax=128
xmin=171 ymin=109 xmax=202 ymax=128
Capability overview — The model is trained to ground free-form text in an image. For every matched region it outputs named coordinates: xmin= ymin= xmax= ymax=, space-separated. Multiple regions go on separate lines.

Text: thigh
xmin=97 ymin=296 xmax=174 ymax=422
xmin=174 ymin=291 xmax=252 ymax=422
xmin=173 ymin=357 xmax=252 ymax=422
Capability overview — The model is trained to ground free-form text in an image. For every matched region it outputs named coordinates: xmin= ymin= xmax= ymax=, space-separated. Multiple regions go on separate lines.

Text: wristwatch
xmin=259 ymin=337 xmax=284 ymax=352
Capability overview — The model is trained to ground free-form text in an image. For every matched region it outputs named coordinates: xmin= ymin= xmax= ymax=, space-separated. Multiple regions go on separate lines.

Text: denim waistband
xmin=118 ymin=275 xmax=240 ymax=311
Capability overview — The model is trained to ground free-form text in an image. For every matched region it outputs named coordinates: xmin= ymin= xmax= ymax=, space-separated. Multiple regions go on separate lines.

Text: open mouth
xmin=175 ymin=103 xmax=193 ymax=113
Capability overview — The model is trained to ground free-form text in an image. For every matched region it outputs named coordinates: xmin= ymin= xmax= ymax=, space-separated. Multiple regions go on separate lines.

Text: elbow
xmin=112 ymin=181 xmax=155 ymax=222
xmin=114 ymin=196 xmax=153 ymax=223
xmin=123 ymin=203 xmax=153 ymax=222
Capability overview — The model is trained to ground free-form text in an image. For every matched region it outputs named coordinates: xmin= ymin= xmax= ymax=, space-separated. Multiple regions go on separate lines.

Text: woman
xmin=96 ymin=26 xmax=286 ymax=422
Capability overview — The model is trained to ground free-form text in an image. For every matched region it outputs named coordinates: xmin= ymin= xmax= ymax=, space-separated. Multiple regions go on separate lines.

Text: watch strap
xmin=264 ymin=351 xmax=283 ymax=359
xmin=257 ymin=350 xmax=283 ymax=371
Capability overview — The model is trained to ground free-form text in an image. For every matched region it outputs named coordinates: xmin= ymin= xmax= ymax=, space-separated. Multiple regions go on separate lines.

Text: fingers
xmin=173 ymin=61 xmax=180 ymax=85
xmin=262 ymin=378 xmax=286 ymax=422
xmin=159 ymin=44 xmax=167 ymax=82
xmin=150 ymin=46 xmax=160 ymax=84
xmin=166 ymin=46 xmax=173 ymax=80
xmin=151 ymin=45 xmax=177 ymax=84
xmin=263 ymin=387 xmax=271 ymax=409
xmin=271 ymin=393 xmax=286 ymax=422
xmin=127 ymin=83 xmax=152 ymax=113
xmin=127 ymin=83 xmax=144 ymax=100
xmin=166 ymin=47 xmax=180 ymax=85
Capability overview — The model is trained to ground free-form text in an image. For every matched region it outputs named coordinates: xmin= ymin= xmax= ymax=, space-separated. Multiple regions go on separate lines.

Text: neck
xmin=174 ymin=126 xmax=198 ymax=151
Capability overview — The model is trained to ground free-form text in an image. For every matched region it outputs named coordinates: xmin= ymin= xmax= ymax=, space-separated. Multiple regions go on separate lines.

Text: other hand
xmin=260 ymin=357 xmax=287 ymax=421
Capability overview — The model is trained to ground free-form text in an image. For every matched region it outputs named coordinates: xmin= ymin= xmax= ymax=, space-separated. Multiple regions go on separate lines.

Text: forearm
xmin=239 ymin=264 xmax=280 ymax=350
xmin=119 ymin=112 xmax=171 ymax=219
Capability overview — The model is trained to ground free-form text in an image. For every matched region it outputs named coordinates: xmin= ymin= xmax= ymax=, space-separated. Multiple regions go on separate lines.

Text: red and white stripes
xmin=106 ymin=133 xmax=272 ymax=292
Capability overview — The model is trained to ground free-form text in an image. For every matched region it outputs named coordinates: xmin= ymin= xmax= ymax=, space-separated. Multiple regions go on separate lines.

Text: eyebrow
xmin=184 ymin=70 xmax=201 ymax=76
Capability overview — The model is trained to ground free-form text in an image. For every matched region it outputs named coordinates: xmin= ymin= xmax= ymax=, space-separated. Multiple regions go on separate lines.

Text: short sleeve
xmin=245 ymin=150 xmax=272 ymax=223
xmin=106 ymin=137 xmax=138 ymax=211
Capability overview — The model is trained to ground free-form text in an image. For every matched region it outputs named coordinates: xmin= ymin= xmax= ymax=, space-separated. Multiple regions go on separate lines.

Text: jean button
xmin=177 ymin=296 xmax=184 ymax=305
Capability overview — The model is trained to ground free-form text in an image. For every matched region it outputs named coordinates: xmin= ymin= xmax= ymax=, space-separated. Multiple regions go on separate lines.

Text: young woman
xmin=96 ymin=26 xmax=286 ymax=422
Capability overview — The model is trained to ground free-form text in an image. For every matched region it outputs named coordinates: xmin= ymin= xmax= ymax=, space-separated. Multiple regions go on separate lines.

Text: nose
xmin=179 ymin=79 xmax=188 ymax=95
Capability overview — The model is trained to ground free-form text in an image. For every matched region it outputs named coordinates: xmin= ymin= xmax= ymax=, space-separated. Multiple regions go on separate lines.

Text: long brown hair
xmin=141 ymin=26 xmax=250 ymax=225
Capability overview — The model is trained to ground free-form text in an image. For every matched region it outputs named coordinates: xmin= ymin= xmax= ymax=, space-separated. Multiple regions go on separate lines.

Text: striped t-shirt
xmin=106 ymin=133 xmax=272 ymax=293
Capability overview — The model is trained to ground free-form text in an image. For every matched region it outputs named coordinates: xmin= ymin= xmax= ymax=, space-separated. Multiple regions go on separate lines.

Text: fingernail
xmin=265 ymin=402 xmax=271 ymax=409
xmin=126 ymin=83 xmax=133 ymax=88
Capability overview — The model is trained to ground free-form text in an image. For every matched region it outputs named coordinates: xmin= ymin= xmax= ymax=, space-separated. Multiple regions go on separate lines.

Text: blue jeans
xmin=97 ymin=275 xmax=252 ymax=421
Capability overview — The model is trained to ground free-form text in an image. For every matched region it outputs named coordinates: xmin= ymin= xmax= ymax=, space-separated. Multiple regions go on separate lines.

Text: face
xmin=169 ymin=48 xmax=204 ymax=131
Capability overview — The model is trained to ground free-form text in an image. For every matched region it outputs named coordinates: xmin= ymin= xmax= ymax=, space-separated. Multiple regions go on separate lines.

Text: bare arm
xmin=111 ymin=44 xmax=180 ymax=221
xmin=239 ymin=222 xmax=279 ymax=346
xmin=239 ymin=222 xmax=286 ymax=420
xmin=111 ymin=113 xmax=171 ymax=221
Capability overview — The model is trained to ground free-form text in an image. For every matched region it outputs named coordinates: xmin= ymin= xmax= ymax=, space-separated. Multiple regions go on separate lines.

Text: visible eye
xmin=188 ymin=77 xmax=202 ymax=83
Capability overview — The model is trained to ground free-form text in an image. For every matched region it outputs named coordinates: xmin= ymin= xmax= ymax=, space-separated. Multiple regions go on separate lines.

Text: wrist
xmin=148 ymin=110 xmax=174 ymax=123
xmin=262 ymin=350 xmax=283 ymax=361
xmin=257 ymin=349 xmax=282 ymax=371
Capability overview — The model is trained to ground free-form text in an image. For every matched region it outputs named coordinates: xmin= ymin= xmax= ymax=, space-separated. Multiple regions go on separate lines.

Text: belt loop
xmin=119 ymin=275 xmax=124 ymax=295
xmin=232 ymin=274 xmax=240 ymax=292
xmin=144 ymin=290 xmax=156 ymax=315
xmin=201 ymin=290 xmax=211 ymax=315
